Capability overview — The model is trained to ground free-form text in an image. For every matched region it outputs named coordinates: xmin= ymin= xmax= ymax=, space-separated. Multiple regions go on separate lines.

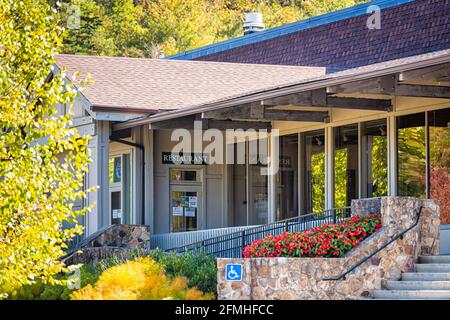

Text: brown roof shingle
xmin=194 ymin=0 xmax=450 ymax=69
xmin=56 ymin=54 xmax=325 ymax=113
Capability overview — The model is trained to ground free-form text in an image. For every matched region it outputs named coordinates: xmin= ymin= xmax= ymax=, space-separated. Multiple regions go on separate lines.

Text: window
xmin=334 ymin=124 xmax=359 ymax=207
xmin=276 ymin=134 xmax=298 ymax=220
xmin=397 ymin=113 xmax=426 ymax=198
xmin=248 ymin=137 xmax=268 ymax=225
xmin=109 ymin=153 xmax=132 ymax=225
xmin=170 ymin=190 xmax=199 ymax=232
xmin=429 ymin=109 xmax=450 ymax=224
xmin=303 ymin=130 xmax=325 ymax=213
xmin=231 ymin=139 xmax=268 ymax=226
xmin=170 ymin=169 xmax=199 ymax=182
xmin=361 ymin=119 xmax=388 ymax=198
xmin=169 ymin=169 xmax=202 ymax=232
xmin=109 ymin=156 xmax=122 ymax=184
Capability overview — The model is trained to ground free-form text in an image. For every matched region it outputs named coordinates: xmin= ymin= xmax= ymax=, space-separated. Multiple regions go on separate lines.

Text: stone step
xmin=415 ymin=264 xmax=450 ymax=273
xmin=403 ymin=272 xmax=450 ymax=281
xmin=419 ymin=256 xmax=450 ymax=264
xmin=372 ymin=289 xmax=450 ymax=300
xmin=385 ymin=281 xmax=450 ymax=290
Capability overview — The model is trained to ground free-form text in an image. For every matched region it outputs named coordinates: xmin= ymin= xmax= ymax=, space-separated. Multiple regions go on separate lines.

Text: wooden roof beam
xmin=202 ymin=103 xmax=330 ymax=122
xmin=264 ymin=89 xmax=392 ymax=111
xmin=399 ymin=63 xmax=450 ymax=83
xmin=328 ymin=74 xmax=450 ymax=99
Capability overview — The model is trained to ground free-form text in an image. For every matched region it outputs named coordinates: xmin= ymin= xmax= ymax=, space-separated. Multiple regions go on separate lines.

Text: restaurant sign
xmin=162 ymin=152 xmax=209 ymax=165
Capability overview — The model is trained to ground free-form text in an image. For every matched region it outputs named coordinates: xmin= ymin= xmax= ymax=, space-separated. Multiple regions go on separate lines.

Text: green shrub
xmin=8 ymin=263 xmax=99 ymax=300
xmin=96 ymin=248 xmax=147 ymax=273
xmin=147 ymin=249 xmax=217 ymax=296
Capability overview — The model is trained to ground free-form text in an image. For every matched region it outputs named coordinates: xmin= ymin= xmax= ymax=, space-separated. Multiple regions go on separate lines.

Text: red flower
xmin=243 ymin=213 xmax=382 ymax=258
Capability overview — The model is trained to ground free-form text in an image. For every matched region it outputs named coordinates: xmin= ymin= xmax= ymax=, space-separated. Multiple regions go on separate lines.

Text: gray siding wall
xmin=153 ymin=129 xmax=229 ymax=234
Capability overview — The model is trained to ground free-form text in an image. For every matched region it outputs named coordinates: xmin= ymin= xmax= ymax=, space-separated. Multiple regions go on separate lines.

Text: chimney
xmin=243 ymin=12 xmax=265 ymax=35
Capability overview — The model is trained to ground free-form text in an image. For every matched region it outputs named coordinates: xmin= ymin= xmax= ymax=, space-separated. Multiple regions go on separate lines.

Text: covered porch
xmin=109 ymin=50 xmax=450 ymax=252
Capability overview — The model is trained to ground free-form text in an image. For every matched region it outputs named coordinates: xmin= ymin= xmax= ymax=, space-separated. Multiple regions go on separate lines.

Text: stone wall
xmin=64 ymin=224 xmax=150 ymax=265
xmin=217 ymin=197 xmax=440 ymax=300
xmin=351 ymin=197 xmax=382 ymax=216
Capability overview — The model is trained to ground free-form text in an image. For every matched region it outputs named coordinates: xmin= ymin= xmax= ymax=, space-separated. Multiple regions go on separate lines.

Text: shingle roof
xmin=115 ymin=48 xmax=450 ymax=128
xmin=168 ymin=0 xmax=413 ymax=62
xmin=56 ymin=54 xmax=325 ymax=114
xmin=175 ymin=49 xmax=450 ymax=111
xmin=173 ymin=0 xmax=450 ymax=70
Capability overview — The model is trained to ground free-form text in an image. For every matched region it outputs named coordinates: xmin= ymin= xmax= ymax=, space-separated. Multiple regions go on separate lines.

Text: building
xmin=56 ymin=0 xmax=450 ymax=252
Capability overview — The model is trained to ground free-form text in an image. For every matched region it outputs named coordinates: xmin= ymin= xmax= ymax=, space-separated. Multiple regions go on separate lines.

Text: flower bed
xmin=243 ymin=214 xmax=382 ymax=258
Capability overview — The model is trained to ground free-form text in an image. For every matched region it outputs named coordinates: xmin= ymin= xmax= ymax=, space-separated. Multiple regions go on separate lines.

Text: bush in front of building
xmin=7 ymin=263 xmax=99 ymax=300
xmin=8 ymin=249 xmax=217 ymax=300
xmin=91 ymin=249 xmax=218 ymax=297
xmin=243 ymin=214 xmax=382 ymax=258
xmin=147 ymin=249 xmax=217 ymax=296
xmin=70 ymin=257 xmax=213 ymax=300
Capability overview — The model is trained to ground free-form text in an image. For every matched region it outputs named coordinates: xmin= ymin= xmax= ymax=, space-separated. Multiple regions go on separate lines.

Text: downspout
xmin=109 ymin=135 xmax=146 ymax=225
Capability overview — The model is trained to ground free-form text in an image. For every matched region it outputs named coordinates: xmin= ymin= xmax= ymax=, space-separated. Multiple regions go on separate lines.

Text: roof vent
xmin=243 ymin=13 xmax=265 ymax=35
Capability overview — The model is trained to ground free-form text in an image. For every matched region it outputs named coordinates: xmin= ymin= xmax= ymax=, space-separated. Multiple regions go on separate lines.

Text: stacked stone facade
xmin=64 ymin=224 xmax=150 ymax=265
xmin=217 ymin=197 xmax=440 ymax=300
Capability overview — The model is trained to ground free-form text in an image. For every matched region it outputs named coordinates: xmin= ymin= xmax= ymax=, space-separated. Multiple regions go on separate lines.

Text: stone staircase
xmin=372 ymin=255 xmax=450 ymax=300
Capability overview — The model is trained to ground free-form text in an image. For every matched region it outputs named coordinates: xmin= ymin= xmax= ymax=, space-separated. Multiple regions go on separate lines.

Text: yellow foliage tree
xmin=70 ymin=257 xmax=213 ymax=300
xmin=58 ymin=0 xmax=368 ymax=57
xmin=0 ymin=0 xmax=90 ymax=298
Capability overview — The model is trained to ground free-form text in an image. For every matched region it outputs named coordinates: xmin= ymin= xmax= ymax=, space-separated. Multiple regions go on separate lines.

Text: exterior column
xmin=267 ymin=130 xmax=278 ymax=223
xmin=143 ymin=126 xmax=154 ymax=233
xmin=85 ymin=120 xmax=110 ymax=235
xmin=387 ymin=115 xmax=397 ymax=196
xmin=325 ymin=126 xmax=334 ymax=210
xmin=358 ymin=122 xmax=366 ymax=199
xmin=132 ymin=126 xmax=144 ymax=224
xmin=298 ymin=132 xmax=305 ymax=215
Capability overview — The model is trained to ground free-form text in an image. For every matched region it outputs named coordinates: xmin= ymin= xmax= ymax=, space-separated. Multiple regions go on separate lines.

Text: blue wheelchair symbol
xmin=225 ymin=264 xmax=243 ymax=281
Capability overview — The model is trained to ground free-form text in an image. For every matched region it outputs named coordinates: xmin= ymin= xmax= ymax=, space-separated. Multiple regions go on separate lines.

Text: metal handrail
xmin=166 ymin=206 xmax=351 ymax=258
xmin=322 ymin=205 xmax=423 ymax=281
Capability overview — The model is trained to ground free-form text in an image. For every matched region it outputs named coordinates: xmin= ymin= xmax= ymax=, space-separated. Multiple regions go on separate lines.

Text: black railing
xmin=322 ymin=205 xmax=423 ymax=281
xmin=167 ymin=207 xmax=351 ymax=258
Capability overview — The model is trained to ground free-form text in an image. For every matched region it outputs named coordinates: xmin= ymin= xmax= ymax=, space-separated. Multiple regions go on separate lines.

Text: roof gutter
xmin=92 ymin=104 xmax=158 ymax=115
xmin=113 ymin=52 xmax=450 ymax=131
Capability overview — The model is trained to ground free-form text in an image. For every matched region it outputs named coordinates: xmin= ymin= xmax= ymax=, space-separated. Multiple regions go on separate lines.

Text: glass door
xmin=109 ymin=153 xmax=132 ymax=225
xmin=169 ymin=168 xmax=202 ymax=233
xmin=276 ymin=134 xmax=298 ymax=221
xmin=303 ymin=129 xmax=325 ymax=213
xmin=334 ymin=124 xmax=359 ymax=207
xmin=170 ymin=185 xmax=202 ymax=232
xmin=361 ymin=119 xmax=388 ymax=198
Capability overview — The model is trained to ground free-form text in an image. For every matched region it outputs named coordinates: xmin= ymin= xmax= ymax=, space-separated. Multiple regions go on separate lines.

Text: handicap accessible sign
xmin=225 ymin=263 xmax=243 ymax=281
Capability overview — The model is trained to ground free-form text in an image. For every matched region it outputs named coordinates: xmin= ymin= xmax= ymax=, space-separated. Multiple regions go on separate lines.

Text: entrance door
xmin=170 ymin=185 xmax=202 ymax=232
xmin=303 ymin=130 xmax=325 ymax=213
xmin=109 ymin=153 xmax=132 ymax=225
